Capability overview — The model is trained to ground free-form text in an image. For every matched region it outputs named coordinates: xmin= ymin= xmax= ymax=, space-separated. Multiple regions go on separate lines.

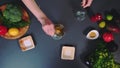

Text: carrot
xmin=22 ymin=9 xmax=29 ymax=22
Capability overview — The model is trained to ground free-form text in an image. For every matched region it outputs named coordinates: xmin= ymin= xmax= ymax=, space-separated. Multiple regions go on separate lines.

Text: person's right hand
xmin=40 ymin=18 xmax=55 ymax=36
xmin=22 ymin=0 xmax=55 ymax=36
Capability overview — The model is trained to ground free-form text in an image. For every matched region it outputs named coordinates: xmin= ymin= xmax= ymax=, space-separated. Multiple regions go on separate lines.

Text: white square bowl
xmin=18 ymin=35 xmax=35 ymax=51
xmin=61 ymin=46 xmax=75 ymax=60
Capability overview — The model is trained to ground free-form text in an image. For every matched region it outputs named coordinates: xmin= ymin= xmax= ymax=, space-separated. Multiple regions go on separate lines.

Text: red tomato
xmin=0 ymin=25 xmax=8 ymax=36
xmin=90 ymin=13 xmax=102 ymax=22
xmin=102 ymin=32 xmax=114 ymax=43
xmin=95 ymin=13 xmax=102 ymax=21
xmin=90 ymin=16 xmax=97 ymax=22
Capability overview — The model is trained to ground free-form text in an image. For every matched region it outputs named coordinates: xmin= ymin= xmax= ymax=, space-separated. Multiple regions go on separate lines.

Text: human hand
xmin=40 ymin=18 xmax=55 ymax=36
xmin=22 ymin=0 xmax=55 ymax=36
xmin=81 ymin=0 xmax=93 ymax=8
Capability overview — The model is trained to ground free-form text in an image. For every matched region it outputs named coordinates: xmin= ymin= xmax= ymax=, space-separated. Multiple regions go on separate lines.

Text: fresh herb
xmin=86 ymin=41 xmax=120 ymax=68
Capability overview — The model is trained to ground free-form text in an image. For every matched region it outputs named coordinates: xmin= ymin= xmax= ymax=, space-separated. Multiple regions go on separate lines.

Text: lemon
xmin=8 ymin=28 xmax=19 ymax=36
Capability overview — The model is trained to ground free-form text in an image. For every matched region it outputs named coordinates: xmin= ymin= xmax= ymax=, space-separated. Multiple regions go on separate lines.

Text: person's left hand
xmin=81 ymin=0 xmax=93 ymax=8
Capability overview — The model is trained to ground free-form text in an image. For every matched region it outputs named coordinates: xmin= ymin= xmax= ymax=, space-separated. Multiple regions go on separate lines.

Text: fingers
xmin=42 ymin=24 xmax=55 ymax=36
xmin=83 ymin=0 xmax=93 ymax=8
xmin=81 ymin=0 xmax=86 ymax=7
xmin=81 ymin=0 xmax=93 ymax=8
xmin=40 ymin=18 xmax=55 ymax=36
xmin=47 ymin=24 xmax=55 ymax=36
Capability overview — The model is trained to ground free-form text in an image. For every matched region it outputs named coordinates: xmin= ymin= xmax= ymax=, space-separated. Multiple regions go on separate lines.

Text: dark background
xmin=0 ymin=0 xmax=120 ymax=68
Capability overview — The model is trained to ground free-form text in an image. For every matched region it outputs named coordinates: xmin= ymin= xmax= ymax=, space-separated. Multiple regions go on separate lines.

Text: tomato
xmin=95 ymin=13 xmax=103 ymax=21
xmin=90 ymin=13 xmax=103 ymax=22
xmin=102 ymin=32 xmax=114 ymax=43
xmin=90 ymin=16 xmax=97 ymax=22
xmin=0 ymin=25 xmax=8 ymax=36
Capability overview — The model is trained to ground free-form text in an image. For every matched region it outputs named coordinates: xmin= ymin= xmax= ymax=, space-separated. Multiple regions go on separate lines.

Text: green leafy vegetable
xmin=0 ymin=3 xmax=30 ymax=28
xmin=3 ymin=4 xmax=22 ymax=23
xmin=86 ymin=41 xmax=120 ymax=68
xmin=2 ymin=18 xmax=30 ymax=28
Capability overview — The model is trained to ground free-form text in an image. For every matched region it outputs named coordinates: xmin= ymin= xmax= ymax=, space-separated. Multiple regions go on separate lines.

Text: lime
xmin=106 ymin=14 xmax=113 ymax=21
xmin=99 ymin=21 xmax=106 ymax=28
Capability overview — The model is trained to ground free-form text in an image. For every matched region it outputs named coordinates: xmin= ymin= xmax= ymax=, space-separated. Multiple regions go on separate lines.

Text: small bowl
xmin=86 ymin=30 xmax=99 ymax=40
xmin=61 ymin=46 xmax=75 ymax=60
xmin=18 ymin=35 xmax=35 ymax=51
xmin=83 ymin=27 xmax=99 ymax=40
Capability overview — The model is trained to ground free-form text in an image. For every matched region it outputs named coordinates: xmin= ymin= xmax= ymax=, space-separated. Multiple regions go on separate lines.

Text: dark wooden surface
xmin=0 ymin=0 xmax=120 ymax=68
